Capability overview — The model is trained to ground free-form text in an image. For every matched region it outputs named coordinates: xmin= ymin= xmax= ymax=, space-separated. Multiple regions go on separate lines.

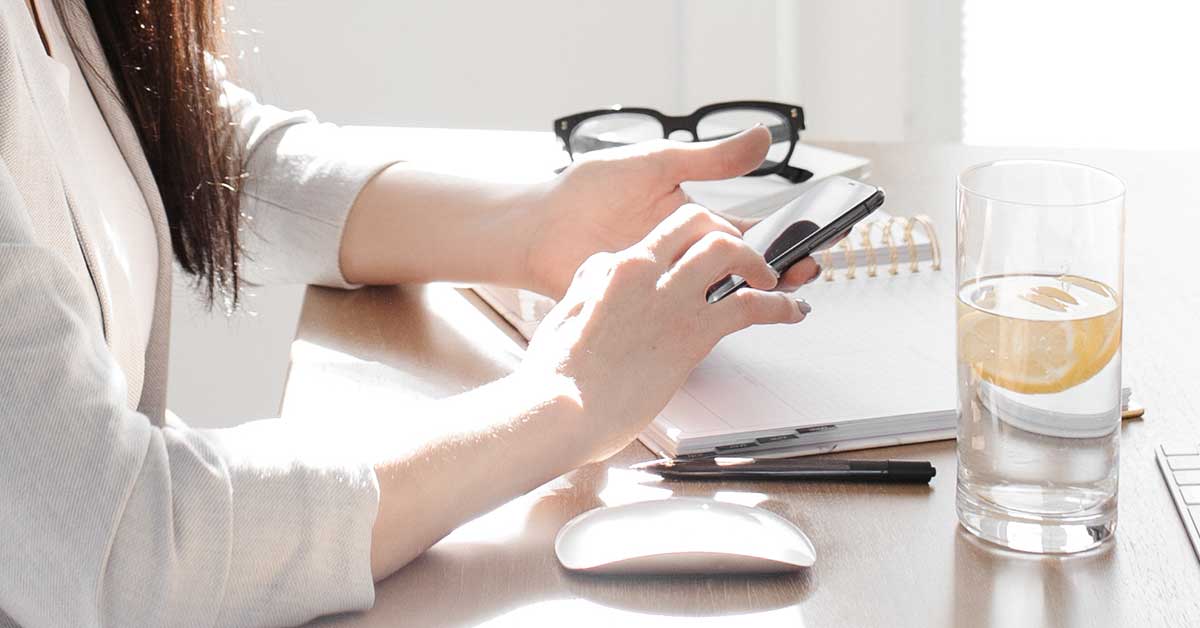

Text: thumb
xmin=657 ymin=125 xmax=771 ymax=182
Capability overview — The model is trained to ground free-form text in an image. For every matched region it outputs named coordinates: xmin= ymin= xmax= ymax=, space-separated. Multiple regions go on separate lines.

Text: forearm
xmin=364 ymin=370 xmax=586 ymax=580
xmin=339 ymin=163 xmax=546 ymax=288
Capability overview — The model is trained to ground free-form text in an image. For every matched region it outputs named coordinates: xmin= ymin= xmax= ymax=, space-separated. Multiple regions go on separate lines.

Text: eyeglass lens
xmin=567 ymin=108 xmax=791 ymax=173
xmin=696 ymin=109 xmax=790 ymax=171
xmin=567 ymin=113 xmax=664 ymax=157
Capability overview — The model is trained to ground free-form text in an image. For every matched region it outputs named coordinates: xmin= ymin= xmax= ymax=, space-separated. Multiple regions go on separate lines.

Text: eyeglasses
xmin=554 ymin=101 xmax=812 ymax=183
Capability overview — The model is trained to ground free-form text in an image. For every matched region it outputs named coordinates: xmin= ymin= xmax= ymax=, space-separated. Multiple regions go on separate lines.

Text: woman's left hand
xmin=524 ymin=126 xmax=817 ymax=298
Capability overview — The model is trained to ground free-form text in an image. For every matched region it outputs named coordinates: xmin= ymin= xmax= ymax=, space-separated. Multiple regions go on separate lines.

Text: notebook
xmin=644 ymin=244 xmax=961 ymax=459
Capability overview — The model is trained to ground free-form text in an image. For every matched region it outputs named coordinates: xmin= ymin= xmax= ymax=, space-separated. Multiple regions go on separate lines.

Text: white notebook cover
xmin=649 ymin=267 xmax=958 ymax=457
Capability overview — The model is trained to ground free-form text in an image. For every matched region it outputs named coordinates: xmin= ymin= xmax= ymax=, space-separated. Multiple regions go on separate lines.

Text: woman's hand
xmin=521 ymin=205 xmax=816 ymax=462
xmin=339 ymin=126 xmax=819 ymax=296
xmin=525 ymin=126 xmax=814 ymax=298
xmin=357 ymin=205 xmax=816 ymax=580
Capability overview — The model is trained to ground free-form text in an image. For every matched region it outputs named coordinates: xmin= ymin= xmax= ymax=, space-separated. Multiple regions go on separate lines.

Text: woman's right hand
xmin=521 ymin=204 xmax=816 ymax=463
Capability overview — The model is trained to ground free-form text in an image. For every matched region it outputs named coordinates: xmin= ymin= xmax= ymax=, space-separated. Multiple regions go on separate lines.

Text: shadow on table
xmin=560 ymin=543 xmax=813 ymax=618
xmin=950 ymin=526 xmax=1121 ymax=628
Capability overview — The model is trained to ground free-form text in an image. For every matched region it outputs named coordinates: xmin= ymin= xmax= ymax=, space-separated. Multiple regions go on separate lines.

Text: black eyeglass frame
xmin=554 ymin=101 xmax=812 ymax=183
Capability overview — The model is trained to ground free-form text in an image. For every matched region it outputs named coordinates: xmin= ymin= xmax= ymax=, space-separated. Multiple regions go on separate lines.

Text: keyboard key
xmin=1176 ymin=470 xmax=1200 ymax=485
xmin=1163 ymin=443 xmax=1200 ymax=456
xmin=1159 ymin=445 xmax=1200 ymax=561
xmin=1168 ymin=455 xmax=1200 ymax=470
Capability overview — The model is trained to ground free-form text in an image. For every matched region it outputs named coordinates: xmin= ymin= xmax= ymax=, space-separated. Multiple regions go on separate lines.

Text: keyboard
xmin=1156 ymin=443 xmax=1200 ymax=560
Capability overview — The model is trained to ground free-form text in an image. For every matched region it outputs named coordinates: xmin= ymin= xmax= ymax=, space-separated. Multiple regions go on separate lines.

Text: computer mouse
xmin=554 ymin=497 xmax=816 ymax=575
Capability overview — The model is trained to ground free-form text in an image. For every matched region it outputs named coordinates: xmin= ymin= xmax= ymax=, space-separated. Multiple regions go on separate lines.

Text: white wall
xmin=172 ymin=0 xmax=945 ymax=426
xmin=224 ymin=0 xmax=939 ymax=138
xmin=227 ymin=1 xmax=684 ymax=128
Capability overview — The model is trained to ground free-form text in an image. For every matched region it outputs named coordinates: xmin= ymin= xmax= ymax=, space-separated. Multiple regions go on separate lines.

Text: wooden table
xmin=289 ymin=141 xmax=1200 ymax=627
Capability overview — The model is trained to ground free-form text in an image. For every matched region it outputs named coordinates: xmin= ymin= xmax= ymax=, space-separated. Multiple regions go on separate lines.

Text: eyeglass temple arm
xmin=567 ymin=135 xmax=630 ymax=153
xmin=752 ymin=164 xmax=813 ymax=184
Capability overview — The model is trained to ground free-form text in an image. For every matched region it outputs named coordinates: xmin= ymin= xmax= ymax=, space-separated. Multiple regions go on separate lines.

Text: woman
xmin=0 ymin=0 xmax=819 ymax=626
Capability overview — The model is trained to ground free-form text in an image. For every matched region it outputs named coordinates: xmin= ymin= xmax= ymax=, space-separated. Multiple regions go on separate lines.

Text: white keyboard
xmin=1156 ymin=443 xmax=1200 ymax=560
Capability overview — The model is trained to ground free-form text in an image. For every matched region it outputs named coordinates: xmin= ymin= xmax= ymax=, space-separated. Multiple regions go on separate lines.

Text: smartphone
xmin=706 ymin=176 xmax=885 ymax=303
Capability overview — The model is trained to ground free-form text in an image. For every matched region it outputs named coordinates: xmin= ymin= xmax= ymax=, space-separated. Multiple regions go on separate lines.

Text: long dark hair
xmin=58 ymin=0 xmax=244 ymax=308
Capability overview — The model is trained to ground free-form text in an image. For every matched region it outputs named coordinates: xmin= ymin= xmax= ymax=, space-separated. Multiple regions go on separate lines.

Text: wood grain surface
xmin=290 ymin=142 xmax=1200 ymax=627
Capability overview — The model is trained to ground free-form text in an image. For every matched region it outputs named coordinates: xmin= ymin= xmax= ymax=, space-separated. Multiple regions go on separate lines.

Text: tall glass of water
xmin=956 ymin=160 xmax=1125 ymax=553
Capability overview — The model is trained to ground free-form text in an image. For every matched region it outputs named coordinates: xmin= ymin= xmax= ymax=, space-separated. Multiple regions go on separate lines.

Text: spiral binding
xmin=819 ymin=214 xmax=942 ymax=281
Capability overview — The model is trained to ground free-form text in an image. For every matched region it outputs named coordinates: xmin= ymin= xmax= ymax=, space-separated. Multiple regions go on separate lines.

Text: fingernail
xmin=796 ymin=299 xmax=812 ymax=315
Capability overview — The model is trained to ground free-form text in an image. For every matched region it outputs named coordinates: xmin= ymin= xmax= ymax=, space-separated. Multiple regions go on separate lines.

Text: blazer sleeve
xmin=0 ymin=163 xmax=379 ymax=627
xmin=221 ymin=74 xmax=400 ymax=288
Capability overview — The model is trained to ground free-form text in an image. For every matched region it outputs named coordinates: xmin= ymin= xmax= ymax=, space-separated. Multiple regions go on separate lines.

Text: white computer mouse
xmin=554 ymin=497 xmax=816 ymax=575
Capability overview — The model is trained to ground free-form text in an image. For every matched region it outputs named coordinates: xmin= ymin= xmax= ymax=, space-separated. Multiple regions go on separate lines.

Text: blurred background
xmin=174 ymin=0 xmax=1200 ymax=427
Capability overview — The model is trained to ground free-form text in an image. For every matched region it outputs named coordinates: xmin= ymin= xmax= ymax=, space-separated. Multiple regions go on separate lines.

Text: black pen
xmin=634 ymin=457 xmax=936 ymax=484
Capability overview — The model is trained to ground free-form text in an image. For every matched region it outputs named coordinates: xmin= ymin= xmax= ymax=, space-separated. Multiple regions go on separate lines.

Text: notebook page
xmin=654 ymin=267 xmax=958 ymax=442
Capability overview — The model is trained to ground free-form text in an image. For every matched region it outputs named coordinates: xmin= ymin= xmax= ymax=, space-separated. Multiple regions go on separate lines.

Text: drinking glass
xmin=956 ymin=160 xmax=1125 ymax=553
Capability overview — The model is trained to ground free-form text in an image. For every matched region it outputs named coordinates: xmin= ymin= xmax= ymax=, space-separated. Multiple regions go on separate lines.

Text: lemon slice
xmin=958 ymin=285 xmax=1121 ymax=395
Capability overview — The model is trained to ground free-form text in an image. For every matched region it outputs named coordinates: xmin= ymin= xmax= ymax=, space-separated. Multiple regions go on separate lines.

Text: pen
xmin=635 ymin=457 xmax=936 ymax=483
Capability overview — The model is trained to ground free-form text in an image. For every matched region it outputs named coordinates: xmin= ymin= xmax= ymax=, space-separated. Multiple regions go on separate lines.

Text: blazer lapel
xmin=59 ymin=0 xmax=174 ymax=421
xmin=1 ymin=0 xmax=102 ymax=332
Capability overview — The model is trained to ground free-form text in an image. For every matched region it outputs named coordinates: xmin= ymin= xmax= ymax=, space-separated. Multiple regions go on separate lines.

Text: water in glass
xmin=956 ymin=272 xmax=1121 ymax=553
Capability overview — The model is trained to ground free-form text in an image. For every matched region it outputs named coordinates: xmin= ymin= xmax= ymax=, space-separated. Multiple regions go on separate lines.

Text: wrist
xmin=508 ymin=365 xmax=603 ymax=466
xmin=453 ymin=179 xmax=549 ymax=290
xmin=341 ymin=163 xmax=554 ymax=287
xmin=511 ymin=179 xmax=561 ymax=296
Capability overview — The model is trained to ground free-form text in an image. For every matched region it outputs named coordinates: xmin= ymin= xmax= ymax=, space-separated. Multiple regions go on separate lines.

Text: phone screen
xmin=707 ymin=176 xmax=882 ymax=303
xmin=742 ymin=176 xmax=878 ymax=265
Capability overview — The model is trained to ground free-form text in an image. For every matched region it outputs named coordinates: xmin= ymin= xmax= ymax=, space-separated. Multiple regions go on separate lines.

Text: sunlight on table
xmin=476 ymin=599 xmax=806 ymax=628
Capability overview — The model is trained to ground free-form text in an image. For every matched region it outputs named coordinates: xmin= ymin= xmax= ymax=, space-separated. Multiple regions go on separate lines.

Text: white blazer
xmin=0 ymin=1 xmax=395 ymax=626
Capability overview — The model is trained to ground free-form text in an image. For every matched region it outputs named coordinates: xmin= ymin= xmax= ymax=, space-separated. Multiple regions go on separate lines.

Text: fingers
xmin=710 ymin=289 xmax=810 ymax=336
xmin=640 ymin=204 xmax=741 ymax=265
xmin=667 ymin=231 xmax=778 ymax=293
xmin=720 ymin=213 xmax=758 ymax=235
xmin=664 ymin=191 xmax=757 ymax=237
xmin=654 ymin=126 xmax=771 ymax=183
xmin=775 ymin=257 xmax=821 ymax=292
